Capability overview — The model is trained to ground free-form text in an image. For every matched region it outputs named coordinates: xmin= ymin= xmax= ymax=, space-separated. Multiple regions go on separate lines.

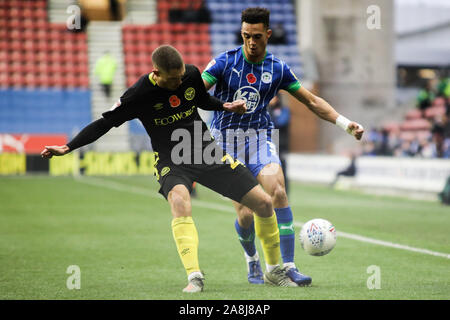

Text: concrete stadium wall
xmin=286 ymin=153 xmax=450 ymax=197
xmin=296 ymin=0 xmax=396 ymax=153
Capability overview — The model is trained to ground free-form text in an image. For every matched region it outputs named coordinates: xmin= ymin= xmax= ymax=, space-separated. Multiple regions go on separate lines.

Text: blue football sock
xmin=234 ymin=219 xmax=256 ymax=257
xmin=275 ymin=207 xmax=295 ymax=263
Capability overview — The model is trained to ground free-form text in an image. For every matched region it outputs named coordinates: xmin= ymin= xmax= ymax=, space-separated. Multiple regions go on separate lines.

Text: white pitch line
xmin=75 ymin=176 xmax=450 ymax=260
xmin=293 ymin=222 xmax=450 ymax=259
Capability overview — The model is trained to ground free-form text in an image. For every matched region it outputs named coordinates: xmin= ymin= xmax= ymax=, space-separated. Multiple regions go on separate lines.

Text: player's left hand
xmin=223 ymin=99 xmax=247 ymax=114
xmin=347 ymin=122 xmax=364 ymax=140
xmin=40 ymin=145 xmax=70 ymax=159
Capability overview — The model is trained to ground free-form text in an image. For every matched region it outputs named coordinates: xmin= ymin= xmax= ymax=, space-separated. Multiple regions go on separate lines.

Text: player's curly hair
xmin=152 ymin=45 xmax=184 ymax=72
xmin=241 ymin=7 xmax=270 ymax=29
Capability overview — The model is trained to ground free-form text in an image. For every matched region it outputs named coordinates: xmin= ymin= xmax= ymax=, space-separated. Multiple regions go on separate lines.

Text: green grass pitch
xmin=0 ymin=175 xmax=449 ymax=300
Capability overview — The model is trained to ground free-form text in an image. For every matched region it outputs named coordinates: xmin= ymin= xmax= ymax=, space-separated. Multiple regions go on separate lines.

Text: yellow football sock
xmin=171 ymin=216 xmax=200 ymax=276
xmin=254 ymin=213 xmax=281 ymax=266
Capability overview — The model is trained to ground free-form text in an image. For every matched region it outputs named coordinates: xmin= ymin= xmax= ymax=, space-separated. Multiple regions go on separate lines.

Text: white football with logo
xmin=299 ymin=219 xmax=337 ymax=256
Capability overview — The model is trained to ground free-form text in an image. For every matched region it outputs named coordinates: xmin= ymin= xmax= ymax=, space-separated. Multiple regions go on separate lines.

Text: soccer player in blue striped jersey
xmin=202 ymin=8 xmax=364 ymax=286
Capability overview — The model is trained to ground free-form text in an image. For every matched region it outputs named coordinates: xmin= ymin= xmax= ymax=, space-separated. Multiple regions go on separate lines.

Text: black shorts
xmin=153 ymin=153 xmax=258 ymax=203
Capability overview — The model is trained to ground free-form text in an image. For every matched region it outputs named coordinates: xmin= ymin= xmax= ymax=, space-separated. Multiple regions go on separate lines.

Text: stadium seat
xmin=424 ymin=105 xmax=446 ymax=119
xmin=405 ymin=109 xmax=423 ymax=120
xmin=400 ymin=119 xmax=432 ymax=131
xmin=432 ymin=97 xmax=446 ymax=107
xmin=399 ymin=131 xmax=415 ymax=141
xmin=0 ymin=3 xmax=89 ymax=91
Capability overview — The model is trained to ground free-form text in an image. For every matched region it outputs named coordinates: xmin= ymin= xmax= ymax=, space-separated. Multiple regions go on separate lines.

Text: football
xmin=299 ymin=219 xmax=337 ymax=256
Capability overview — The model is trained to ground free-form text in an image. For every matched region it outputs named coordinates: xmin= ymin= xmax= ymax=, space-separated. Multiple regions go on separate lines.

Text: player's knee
xmin=255 ymin=193 xmax=273 ymax=218
xmin=168 ymin=189 xmax=190 ymax=217
xmin=271 ymin=183 xmax=287 ymax=205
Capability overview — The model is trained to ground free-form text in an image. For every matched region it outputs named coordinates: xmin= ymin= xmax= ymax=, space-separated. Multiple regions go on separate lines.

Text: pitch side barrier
xmin=0 ymin=152 xmax=157 ymax=176
xmin=286 ymin=154 xmax=450 ymax=195
xmin=2 ymin=152 xmax=449 ymax=194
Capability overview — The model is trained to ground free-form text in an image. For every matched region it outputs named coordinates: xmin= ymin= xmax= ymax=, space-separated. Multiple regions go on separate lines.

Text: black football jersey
xmin=102 ymin=64 xmax=224 ymax=158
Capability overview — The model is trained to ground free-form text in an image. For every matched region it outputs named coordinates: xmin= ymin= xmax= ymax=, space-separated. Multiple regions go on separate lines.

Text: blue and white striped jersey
xmin=202 ymin=46 xmax=301 ymax=132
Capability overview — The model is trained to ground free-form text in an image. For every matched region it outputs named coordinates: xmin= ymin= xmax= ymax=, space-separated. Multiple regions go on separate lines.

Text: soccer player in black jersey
xmin=41 ymin=45 xmax=297 ymax=292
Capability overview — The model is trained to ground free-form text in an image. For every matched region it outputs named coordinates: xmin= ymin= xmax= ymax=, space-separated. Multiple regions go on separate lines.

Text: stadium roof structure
xmin=396 ymin=47 xmax=450 ymax=67
xmin=395 ymin=1 xmax=450 ymax=67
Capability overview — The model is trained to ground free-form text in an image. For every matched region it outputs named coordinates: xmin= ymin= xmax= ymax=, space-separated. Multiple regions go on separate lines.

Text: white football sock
xmin=283 ymin=262 xmax=296 ymax=270
xmin=244 ymin=251 xmax=259 ymax=263
xmin=188 ymin=271 xmax=203 ymax=281
xmin=266 ymin=264 xmax=279 ymax=273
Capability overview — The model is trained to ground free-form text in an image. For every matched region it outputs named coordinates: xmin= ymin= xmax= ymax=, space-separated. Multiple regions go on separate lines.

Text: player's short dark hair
xmin=241 ymin=7 xmax=270 ymax=29
xmin=151 ymin=45 xmax=184 ymax=72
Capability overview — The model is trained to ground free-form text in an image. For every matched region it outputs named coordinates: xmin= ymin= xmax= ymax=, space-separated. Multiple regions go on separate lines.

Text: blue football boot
xmin=285 ymin=268 xmax=312 ymax=286
xmin=247 ymin=260 xmax=264 ymax=284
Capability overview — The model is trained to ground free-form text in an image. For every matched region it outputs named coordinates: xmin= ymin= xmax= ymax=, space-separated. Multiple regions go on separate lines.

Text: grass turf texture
xmin=0 ymin=175 xmax=449 ymax=300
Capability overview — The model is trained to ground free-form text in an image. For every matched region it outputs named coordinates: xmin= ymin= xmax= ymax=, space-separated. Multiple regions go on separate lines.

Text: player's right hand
xmin=40 ymin=145 xmax=70 ymax=159
xmin=223 ymin=99 xmax=247 ymax=114
xmin=347 ymin=122 xmax=364 ymax=141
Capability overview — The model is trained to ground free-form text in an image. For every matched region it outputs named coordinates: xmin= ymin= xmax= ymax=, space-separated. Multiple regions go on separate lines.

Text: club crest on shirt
xmin=246 ymin=73 xmax=257 ymax=84
xmin=262 ymin=72 xmax=272 ymax=84
xmin=184 ymin=87 xmax=195 ymax=101
xmin=233 ymin=86 xmax=260 ymax=113
xmin=169 ymin=95 xmax=181 ymax=108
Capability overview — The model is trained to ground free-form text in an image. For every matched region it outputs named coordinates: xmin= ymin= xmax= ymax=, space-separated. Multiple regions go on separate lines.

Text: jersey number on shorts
xmin=221 ymin=154 xmax=243 ymax=170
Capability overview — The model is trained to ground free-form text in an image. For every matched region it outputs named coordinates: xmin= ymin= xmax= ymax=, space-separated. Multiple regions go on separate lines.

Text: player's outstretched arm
xmin=40 ymin=118 xmax=113 ymax=158
xmin=290 ymin=86 xmax=364 ymax=140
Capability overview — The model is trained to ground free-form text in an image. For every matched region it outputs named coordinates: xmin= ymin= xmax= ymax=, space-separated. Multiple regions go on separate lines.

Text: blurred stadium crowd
xmin=363 ymin=78 xmax=450 ymax=158
xmin=0 ymin=0 xmax=449 ymax=159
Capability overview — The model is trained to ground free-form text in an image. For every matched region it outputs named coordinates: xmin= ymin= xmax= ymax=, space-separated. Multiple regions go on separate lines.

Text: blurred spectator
xmin=169 ymin=2 xmax=211 ymax=23
xmin=330 ymin=153 xmax=357 ymax=188
xmin=375 ymin=129 xmax=393 ymax=156
xmin=438 ymin=175 xmax=450 ymax=205
xmin=431 ymin=124 xmax=445 ymax=158
xmin=366 ymin=75 xmax=450 ymax=159
xmin=195 ymin=3 xmax=212 ymax=23
xmin=443 ymin=139 xmax=450 ymax=158
xmin=437 ymin=76 xmax=450 ymax=98
xmin=416 ymin=80 xmax=436 ymax=113
xmin=109 ymin=0 xmax=120 ymax=21
xmin=367 ymin=127 xmax=381 ymax=144
xmin=397 ymin=140 xmax=417 ymax=157
xmin=417 ymin=137 xmax=434 ymax=158
xmin=94 ymin=51 xmax=117 ymax=99
xmin=387 ymin=128 xmax=402 ymax=153
xmin=268 ymin=23 xmax=287 ymax=45
xmin=267 ymin=94 xmax=291 ymax=194
xmin=362 ymin=140 xmax=376 ymax=156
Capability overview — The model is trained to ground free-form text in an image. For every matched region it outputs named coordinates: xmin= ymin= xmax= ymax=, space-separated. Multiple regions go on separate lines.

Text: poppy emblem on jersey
xmin=262 ymin=72 xmax=272 ymax=84
xmin=233 ymin=86 xmax=260 ymax=113
xmin=169 ymin=95 xmax=181 ymax=108
xmin=161 ymin=167 xmax=170 ymax=176
xmin=184 ymin=87 xmax=195 ymax=101
xmin=246 ymin=73 xmax=257 ymax=84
